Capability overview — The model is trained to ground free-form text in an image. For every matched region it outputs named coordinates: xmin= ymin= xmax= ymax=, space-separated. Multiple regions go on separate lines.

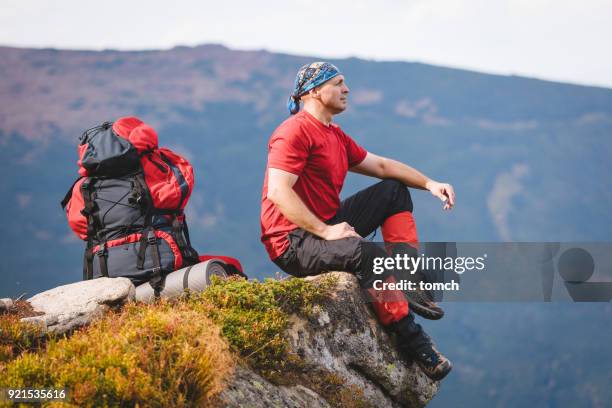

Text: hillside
xmin=1 ymin=273 xmax=439 ymax=407
xmin=1 ymin=44 xmax=612 ymax=295
xmin=1 ymin=44 xmax=611 ymax=407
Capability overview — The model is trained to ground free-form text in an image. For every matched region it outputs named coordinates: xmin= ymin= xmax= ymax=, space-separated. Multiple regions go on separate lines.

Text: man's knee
xmin=377 ymin=179 xmax=413 ymax=213
xmin=278 ymin=232 xmax=363 ymax=277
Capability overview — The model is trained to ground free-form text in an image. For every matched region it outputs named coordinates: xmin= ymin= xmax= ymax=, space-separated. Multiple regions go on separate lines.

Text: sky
xmin=1 ymin=0 xmax=612 ymax=88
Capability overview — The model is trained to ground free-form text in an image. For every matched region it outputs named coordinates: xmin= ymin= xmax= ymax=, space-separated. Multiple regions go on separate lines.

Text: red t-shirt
xmin=260 ymin=110 xmax=368 ymax=260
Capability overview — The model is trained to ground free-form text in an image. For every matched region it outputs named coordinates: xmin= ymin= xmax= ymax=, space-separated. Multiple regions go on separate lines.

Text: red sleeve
xmin=267 ymin=122 xmax=310 ymax=176
xmin=341 ymin=129 xmax=368 ymax=167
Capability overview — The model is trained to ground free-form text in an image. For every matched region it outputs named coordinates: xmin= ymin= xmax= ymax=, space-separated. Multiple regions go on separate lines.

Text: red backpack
xmin=61 ymin=117 xmax=200 ymax=290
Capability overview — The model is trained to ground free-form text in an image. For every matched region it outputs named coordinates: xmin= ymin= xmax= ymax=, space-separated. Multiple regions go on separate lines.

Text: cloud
xmin=475 ymin=119 xmax=538 ymax=131
xmin=16 ymin=193 xmax=32 ymax=208
xmin=351 ymin=89 xmax=383 ymax=106
xmin=61 ymin=232 xmax=80 ymax=244
xmin=487 ymin=163 xmax=530 ymax=240
xmin=394 ymin=98 xmax=450 ymax=126
xmin=34 ymin=230 xmax=52 ymax=240
xmin=184 ymin=192 xmax=225 ymax=230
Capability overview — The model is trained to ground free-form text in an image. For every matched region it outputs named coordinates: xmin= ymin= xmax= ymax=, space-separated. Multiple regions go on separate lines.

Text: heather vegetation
xmin=0 ymin=276 xmax=338 ymax=407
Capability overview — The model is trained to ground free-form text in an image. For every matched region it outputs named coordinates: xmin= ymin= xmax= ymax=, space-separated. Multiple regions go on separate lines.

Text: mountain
xmin=2 ymin=44 xmax=611 ymax=296
xmin=1 ymin=43 xmax=611 ymax=407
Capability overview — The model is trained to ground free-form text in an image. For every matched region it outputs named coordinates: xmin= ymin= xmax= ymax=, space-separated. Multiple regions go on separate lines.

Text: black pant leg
xmin=329 ymin=179 xmax=414 ymax=237
xmin=274 ymin=229 xmax=397 ymax=289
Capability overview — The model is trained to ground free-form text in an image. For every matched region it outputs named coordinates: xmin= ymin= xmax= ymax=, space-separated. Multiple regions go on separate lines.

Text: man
xmin=260 ymin=62 xmax=456 ymax=381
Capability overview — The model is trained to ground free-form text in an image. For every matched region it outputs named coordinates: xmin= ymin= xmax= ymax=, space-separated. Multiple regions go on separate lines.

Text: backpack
xmin=61 ymin=117 xmax=200 ymax=290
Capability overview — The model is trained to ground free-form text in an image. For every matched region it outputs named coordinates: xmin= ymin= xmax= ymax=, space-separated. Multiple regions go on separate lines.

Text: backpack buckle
xmin=96 ymin=243 xmax=106 ymax=257
xmin=147 ymin=230 xmax=157 ymax=245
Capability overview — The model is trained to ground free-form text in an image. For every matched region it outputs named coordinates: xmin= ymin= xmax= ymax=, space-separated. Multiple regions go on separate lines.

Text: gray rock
xmin=0 ymin=298 xmax=14 ymax=312
xmin=220 ymin=366 xmax=331 ymax=408
xmin=219 ymin=272 xmax=438 ymax=408
xmin=23 ymin=278 xmax=135 ymax=335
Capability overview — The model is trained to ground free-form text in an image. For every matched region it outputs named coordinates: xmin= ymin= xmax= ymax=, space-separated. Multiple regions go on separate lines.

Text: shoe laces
xmin=416 ymin=345 xmax=440 ymax=367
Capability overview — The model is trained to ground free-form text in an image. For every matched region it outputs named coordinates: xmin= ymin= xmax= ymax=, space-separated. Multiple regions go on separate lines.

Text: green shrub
xmin=193 ymin=275 xmax=336 ymax=377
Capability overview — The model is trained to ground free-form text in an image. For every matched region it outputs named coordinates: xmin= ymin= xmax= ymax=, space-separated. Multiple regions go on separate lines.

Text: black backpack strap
xmin=147 ymin=229 xmax=164 ymax=297
xmin=132 ymin=171 xmax=169 ymax=296
xmin=182 ymin=265 xmax=195 ymax=290
xmin=82 ymin=247 xmax=93 ymax=281
xmin=134 ymin=171 xmax=154 ymax=270
xmin=131 ymin=173 xmax=151 ymax=213
xmin=96 ymin=242 xmax=109 ymax=277
xmin=172 ymin=216 xmax=194 ymax=260
xmin=136 ymin=233 xmax=147 ymax=270
xmin=136 ymin=227 xmax=164 ymax=296
xmin=171 ymin=215 xmax=199 ymax=265
xmin=61 ymin=176 xmax=84 ymax=210
xmin=80 ymin=178 xmax=96 ymax=280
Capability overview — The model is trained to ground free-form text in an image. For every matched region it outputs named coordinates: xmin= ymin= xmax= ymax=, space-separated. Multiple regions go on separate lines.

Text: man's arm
xmin=267 ymin=168 xmax=361 ymax=240
xmin=351 ymin=152 xmax=456 ymax=210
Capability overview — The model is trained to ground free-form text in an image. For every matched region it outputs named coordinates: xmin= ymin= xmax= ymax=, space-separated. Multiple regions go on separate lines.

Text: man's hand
xmin=323 ymin=222 xmax=362 ymax=240
xmin=350 ymin=153 xmax=456 ymax=211
xmin=425 ymin=180 xmax=456 ymax=210
xmin=268 ymin=168 xmax=363 ymax=239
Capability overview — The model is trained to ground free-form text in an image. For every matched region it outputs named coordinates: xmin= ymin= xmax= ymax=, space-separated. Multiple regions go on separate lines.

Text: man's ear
xmin=309 ymin=86 xmax=321 ymax=100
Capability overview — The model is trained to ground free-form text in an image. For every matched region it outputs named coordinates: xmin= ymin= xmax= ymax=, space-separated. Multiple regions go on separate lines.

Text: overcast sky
xmin=2 ymin=0 xmax=611 ymax=88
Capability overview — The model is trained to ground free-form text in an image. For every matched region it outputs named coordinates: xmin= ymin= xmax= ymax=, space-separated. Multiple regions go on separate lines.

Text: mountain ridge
xmin=1 ymin=43 xmax=611 ymax=407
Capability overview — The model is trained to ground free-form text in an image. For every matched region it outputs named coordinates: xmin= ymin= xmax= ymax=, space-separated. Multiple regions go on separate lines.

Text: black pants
xmin=273 ymin=179 xmax=427 ymax=343
xmin=273 ymin=179 xmax=413 ymax=287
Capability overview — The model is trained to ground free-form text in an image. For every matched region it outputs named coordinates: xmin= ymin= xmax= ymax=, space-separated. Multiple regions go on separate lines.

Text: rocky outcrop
xmin=219 ymin=272 xmax=438 ymax=407
xmin=22 ymin=277 xmax=135 ymax=335
xmin=220 ymin=366 xmax=332 ymax=408
xmin=13 ymin=273 xmax=438 ymax=406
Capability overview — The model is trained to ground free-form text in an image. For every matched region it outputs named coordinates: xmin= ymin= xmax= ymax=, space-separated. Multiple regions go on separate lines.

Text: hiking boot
xmin=393 ymin=317 xmax=452 ymax=381
xmin=402 ymin=271 xmax=444 ymax=320
xmin=412 ymin=343 xmax=453 ymax=381
xmin=402 ymin=273 xmax=445 ymax=320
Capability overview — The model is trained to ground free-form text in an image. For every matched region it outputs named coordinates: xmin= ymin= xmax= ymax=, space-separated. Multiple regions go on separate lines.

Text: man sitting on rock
xmin=260 ymin=62 xmax=455 ymax=381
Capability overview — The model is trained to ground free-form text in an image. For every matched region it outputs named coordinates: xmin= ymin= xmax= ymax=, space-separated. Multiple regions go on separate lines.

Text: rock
xmin=23 ymin=278 xmax=135 ymax=335
xmin=0 ymin=298 xmax=14 ymax=312
xmin=220 ymin=366 xmax=331 ymax=408
xmin=220 ymin=272 xmax=438 ymax=408
xmin=16 ymin=273 xmax=438 ymax=406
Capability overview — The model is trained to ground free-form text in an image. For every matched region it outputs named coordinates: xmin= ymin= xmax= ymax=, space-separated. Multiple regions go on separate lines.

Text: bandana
xmin=287 ymin=62 xmax=341 ymax=114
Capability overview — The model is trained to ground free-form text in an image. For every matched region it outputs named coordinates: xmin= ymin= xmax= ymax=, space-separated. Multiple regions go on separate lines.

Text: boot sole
xmin=419 ymin=359 xmax=453 ymax=381
xmin=403 ymin=292 xmax=445 ymax=320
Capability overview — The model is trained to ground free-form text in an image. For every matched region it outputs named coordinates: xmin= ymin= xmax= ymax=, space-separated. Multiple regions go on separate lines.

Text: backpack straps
xmin=134 ymin=172 xmax=155 ymax=271
xmin=96 ymin=242 xmax=109 ymax=278
xmin=132 ymin=173 xmax=165 ymax=296
xmin=80 ymin=178 xmax=109 ymax=280
xmin=80 ymin=178 xmax=95 ymax=280
xmin=136 ymin=227 xmax=164 ymax=296
xmin=147 ymin=229 xmax=164 ymax=297
xmin=171 ymin=216 xmax=199 ymax=265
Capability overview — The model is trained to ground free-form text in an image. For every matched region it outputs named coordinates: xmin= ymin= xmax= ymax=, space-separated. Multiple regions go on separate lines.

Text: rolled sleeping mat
xmin=135 ymin=259 xmax=228 ymax=303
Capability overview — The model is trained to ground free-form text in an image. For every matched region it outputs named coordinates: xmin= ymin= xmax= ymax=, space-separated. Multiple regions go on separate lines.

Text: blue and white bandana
xmin=287 ymin=62 xmax=342 ymax=114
